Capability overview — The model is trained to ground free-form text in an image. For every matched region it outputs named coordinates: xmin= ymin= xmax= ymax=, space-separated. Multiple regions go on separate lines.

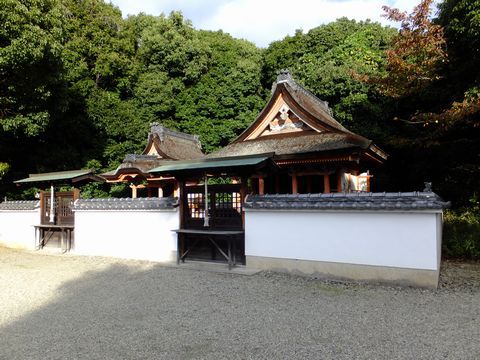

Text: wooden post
xmin=158 ymin=186 xmax=164 ymax=198
xmin=178 ymin=179 xmax=185 ymax=228
xmin=323 ymin=174 xmax=330 ymax=194
xmin=73 ymin=188 xmax=81 ymax=200
xmin=39 ymin=191 xmax=45 ymax=225
xmin=49 ymin=185 xmax=55 ymax=223
xmin=258 ymin=176 xmax=265 ymax=195
xmin=174 ymin=181 xmax=179 ymax=198
xmin=275 ymin=174 xmax=280 ymax=194
xmin=337 ymin=169 xmax=345 ymax=193
xmin=130 ymin=185 xmax=137 ymax=198
xmin=292 ymin=174 xmax=298 ymax=194
xmin=240 ymin=177 xmax=248 ymax=230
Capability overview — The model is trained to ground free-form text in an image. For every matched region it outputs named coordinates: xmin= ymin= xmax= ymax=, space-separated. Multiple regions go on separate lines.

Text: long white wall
xmin=74 ymin=209 xmax=179 ymax=262
xmin=0 ymin=210 xmax=39 ymax=250
xmin=245 ymin=210 xmax=442 ymax=271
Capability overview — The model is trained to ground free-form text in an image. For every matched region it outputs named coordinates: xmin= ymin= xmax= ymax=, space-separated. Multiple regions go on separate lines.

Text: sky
xmin=109 ymin=0 xmax=430 ymax=47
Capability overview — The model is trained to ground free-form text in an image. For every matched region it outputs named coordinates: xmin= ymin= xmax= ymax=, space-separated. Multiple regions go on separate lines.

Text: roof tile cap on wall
xmin=244 ymin=192 xmax=450 ymax=211
xmin=0 ymin=200 xmax=40 ymax=211
xmin=73 ymin=197 xmax=179 ymax=211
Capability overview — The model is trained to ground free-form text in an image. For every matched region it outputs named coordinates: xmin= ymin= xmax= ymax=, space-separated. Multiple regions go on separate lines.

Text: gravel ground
xmin=0 ymin=246 xmax=479 ymax=360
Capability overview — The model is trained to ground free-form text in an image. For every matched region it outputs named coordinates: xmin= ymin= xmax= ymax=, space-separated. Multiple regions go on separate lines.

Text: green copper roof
xmin=14 ymin=169 xmax=103 ymax=184
xmin=148 ymin=154 xmax=273 ymax=175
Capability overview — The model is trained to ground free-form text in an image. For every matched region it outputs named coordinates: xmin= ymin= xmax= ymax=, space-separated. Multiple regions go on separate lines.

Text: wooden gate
xmin=180 ymin=183 xmax=245 ymax=265
xmin=40 ymin=190 xmax=79 ymax=225
xmin=183 ymin=184 xmax=243 ymax=230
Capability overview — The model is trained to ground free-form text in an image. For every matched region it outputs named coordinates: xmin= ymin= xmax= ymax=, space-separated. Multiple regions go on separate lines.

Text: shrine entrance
xmin=36 ymin=190 xmax=79 ymax=250
xmin=177 ymin=183 xmax=245 ymax=267
xmin=14 ymin=169 xmax=104 ymax=252
xmin=148 ymin=154 xmax=277 ymax=269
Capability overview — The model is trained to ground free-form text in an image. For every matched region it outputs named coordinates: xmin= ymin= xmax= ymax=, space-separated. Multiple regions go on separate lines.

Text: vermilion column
xmin=324 ymin=174 xmax=331 ymax=193
xmin=258 ymin=176 xmax=265 ymax=195
xmin=292 ymin=174 xmax=298 ymax=194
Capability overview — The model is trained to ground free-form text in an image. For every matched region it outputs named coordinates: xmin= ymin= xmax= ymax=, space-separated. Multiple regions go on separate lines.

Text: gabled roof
xmin=209 ymin=70 xmax=387 ymax=163
xmin=14 ymin=169 xmax=104 ymax=185
xmin=143 ymin=123 xmax=204 ymax=160
xmin=102 ymin=124 xmax=204 ymax=181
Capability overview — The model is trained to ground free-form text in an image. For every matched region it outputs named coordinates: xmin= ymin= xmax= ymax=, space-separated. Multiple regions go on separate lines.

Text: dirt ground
xmin=0 ymin=246 xmax=479 ymax=360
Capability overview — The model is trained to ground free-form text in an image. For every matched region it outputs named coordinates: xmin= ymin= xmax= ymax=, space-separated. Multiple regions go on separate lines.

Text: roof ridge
xmin=150 ymin=123 xmax=201 ymax=146
xmin=275 ymin=70 xmax=333 ymax=116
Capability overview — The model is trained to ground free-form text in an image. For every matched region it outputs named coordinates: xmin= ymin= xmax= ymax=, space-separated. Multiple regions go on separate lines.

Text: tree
xmin=374 ymin=0 xmax=447 ymax=99
xmin=133 ymin=13 xmax=265 ymax=152
xmin=434 ymin=0 xmax=480 ymax=127
xmin=263 ymin=19 xmax=395 ymax=137
xmin=0 ymin=0 xmax=66 ymax=136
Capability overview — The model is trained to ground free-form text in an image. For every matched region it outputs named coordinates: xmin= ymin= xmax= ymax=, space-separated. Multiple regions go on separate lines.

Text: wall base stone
xmin=246 ymin=255 xmax=439 ymax=289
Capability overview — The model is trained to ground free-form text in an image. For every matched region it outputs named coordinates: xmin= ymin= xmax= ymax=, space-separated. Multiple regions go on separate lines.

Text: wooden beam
xmin=295 ymin=170 xmax=332 ymax=177
xmin=292 ymin=174 xmax=298 ymax=194
xmin=258 ymin=176 xmax=265 ymax=195
xmin=324 ymin=174 xmax=330 ymax=194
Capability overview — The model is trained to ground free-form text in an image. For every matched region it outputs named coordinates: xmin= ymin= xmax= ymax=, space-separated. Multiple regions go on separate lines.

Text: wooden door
xmin=183 ymin=184 xmax=243 ymax=230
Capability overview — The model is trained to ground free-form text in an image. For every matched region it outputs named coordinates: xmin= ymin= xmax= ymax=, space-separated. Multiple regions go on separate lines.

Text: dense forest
xmin=0 ymin=1 xmax=478 ymax=218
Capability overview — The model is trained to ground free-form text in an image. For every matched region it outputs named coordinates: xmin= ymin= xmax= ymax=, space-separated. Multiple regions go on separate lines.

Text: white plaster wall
xmin=74 ymin=209 xmax=179 ymax=262
xmin=245 ymin=210 xmax=442 ymax=270
xmin=0 ymin=210 xmax=39 ymax=250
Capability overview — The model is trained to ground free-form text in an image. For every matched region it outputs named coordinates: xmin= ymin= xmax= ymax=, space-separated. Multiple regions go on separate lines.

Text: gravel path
xmin=0 ymin=246 xmax=479 ymax=360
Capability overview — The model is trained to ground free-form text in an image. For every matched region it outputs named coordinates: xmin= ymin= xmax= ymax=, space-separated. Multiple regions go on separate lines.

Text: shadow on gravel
xmin=0 ymin=254 xmax=479 ymax=360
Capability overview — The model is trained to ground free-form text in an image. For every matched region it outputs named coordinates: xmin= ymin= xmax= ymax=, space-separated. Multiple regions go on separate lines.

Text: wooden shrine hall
xmin=102 ymin=123 xmax=204 ymax=198
xmin=205 ymin=70 xmax=388 ymax=195
xmin=146 ymin=70 xmax=388 ymax=268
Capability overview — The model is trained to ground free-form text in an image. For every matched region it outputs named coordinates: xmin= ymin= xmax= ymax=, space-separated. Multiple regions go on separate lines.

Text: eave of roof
xmin=14 ymin=169 xmax=104 ymax=184
xmin=149 ymin=153 xmax=276 ymax=176
xmin=208 ymin=132 xmax=378 ymax=160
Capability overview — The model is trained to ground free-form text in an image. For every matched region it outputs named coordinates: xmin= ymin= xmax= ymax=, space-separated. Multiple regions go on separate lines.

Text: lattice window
xmin=213 ymin=192 xmax=241 ymax=217
xmin=187 ymin=192 xmax=205 ymax=218
xmin=59 ymin=198 xmax=73 ymax=217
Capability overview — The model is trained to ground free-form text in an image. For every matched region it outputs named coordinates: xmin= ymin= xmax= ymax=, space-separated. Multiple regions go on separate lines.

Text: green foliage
xmin=443 ymin=196 xmax=480 ymax=259
xmin=0 ymin=162 xmax=10 ymax=179
xmin=132 ymin=14 xmax=264 ymax=152
xmin=0 ymin=0 xmax=477 ymax=233
xmin=263 ymin=19 xmax=395 ymax=132
xmin=0 ymin=0 xmax=66 ymax=136
xmin=79 ymin=182 xmax=109 ymax=199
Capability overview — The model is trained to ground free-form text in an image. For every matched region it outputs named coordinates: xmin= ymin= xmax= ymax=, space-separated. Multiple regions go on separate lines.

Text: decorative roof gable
xmin=209 ymin=71 xmax=387 ymax=163
xmin=235 ymin=70 xmax=349 ymax=143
